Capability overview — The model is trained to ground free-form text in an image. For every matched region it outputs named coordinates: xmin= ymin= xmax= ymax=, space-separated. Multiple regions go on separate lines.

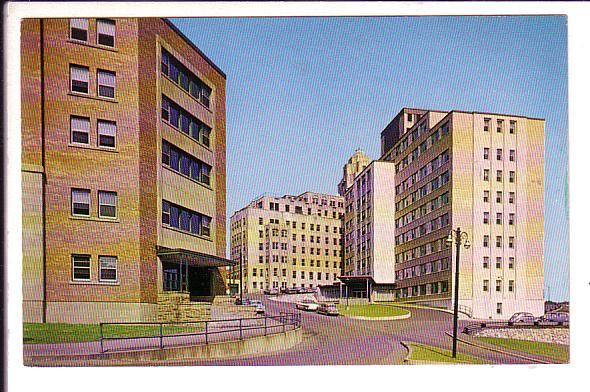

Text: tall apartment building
xmin=230 ymin=192 xmax=344 ymax=293
xmin=380 ymin=108 xmax=544 ymax=319
xmin=341 ymin=159 xmax=396 ymax=301
xmin=337 ymin=149 xmax=371 ymax=196
xmin=21 ymin=18 xmax=231 ymax=323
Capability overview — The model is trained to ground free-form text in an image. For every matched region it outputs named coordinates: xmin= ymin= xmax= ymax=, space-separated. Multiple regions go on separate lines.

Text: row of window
xmin=70 ymin=18 xmax=116 ymax=47
xmin=257 ymin=256 xmax=342 ymax=268
xmin=162 ymin=140 xmax=212 ymax=186
xmin=395 ymin=213 xmax=450 ymax=246
xmin=394 ymin=122 xmax=450 ymax=173
xmin=482 ymin=235 xmax=516 ymax=248
xmin=483 ymin=118 xmax=517 ymax=134
xmin=253 ymin=269 xmax=337 ymax=281
xmin=161 ymin=95 xmax=212 ymax=147
xmin=71 ymin=188 xmax=117 ymax=218
xmin=70 ymin=64 xmax=116 ymax=98
xmin=161 ymin=49 xmax=212 ymax=108
xmin=396 ymin=171 xmax=450 ymax=212
xmin=395 ymin=258 xmax=451 ymax=281
xmin=70 ymin=116 xmax=116 ymax=148
xmin=483 ymin=279 xmax=515 ymax=293
xmin=482 ymin=256 xmax=516 ymax=269
xmin=72 ymin=254 xmax=117 ymax=282
xmin=483 ymin=148 xmax=516 ymax=162
xmin=396 ymin=280 xmax=449 ymax=298
xmin=395 ymin=192 xmax=450 ymax=230
xmin=483 ymin=169 xmax=517 ymax=183
xmin=162 ymin=200 xmax=211 ymax=237
xmin=484 ymin=190 xmax=516 ymax=204
xmin=483 ymin=212 xmax=516 ymax=225
xmin=396 ymin=150 xmax=450 ymax=196
xmin=256 ymin=201 xmax=343 ymax=218
xmin=395 ymin=236 xmax=448 ymax=264
xmin=257 ymin=242 xmax=342 ymax=257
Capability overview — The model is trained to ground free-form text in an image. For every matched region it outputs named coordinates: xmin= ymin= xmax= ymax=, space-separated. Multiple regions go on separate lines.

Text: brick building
xmin=21 ymin=18 xmax=232 ymax=323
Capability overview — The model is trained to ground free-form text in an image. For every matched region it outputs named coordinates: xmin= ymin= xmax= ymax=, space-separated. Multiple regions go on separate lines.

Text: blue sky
xmin=172 ymin=16 xmax=569 ymax=301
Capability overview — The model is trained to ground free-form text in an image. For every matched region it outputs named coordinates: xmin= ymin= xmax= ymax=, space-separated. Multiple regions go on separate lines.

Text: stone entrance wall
xmin=157 ymin=292 xmax=211 ymax=323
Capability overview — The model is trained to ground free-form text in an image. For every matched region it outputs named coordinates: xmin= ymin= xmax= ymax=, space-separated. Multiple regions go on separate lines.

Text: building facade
xmin=381 ymin=108 xmax=544 ymax=319
xmin=21 ymin=18 xmax=231 ymax=323
xmin=230 ymin=192 xmax=344 ymax=293
xmin=341 ymin=159 xmax=397 ymax=301
xmin=337 ymin=149 xmax=371 ymax=196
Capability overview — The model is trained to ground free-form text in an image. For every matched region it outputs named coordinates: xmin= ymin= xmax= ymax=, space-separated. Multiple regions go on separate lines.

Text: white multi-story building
xmin=230 ymin=192 xmax=344 ymax=293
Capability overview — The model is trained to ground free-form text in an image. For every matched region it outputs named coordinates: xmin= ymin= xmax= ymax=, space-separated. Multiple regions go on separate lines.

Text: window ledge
xmin=70 ymin=215 xmax=120 ymax=223
xmin=162 ymin=224 xmax=212 ymax=242
xmin=161 ymin=73 xmax=213 ymax=114
xmin=68 ymin=38 xmax=118 ymax=53
xmin=161 ymin=121 xmax=213 ymax=153
xmin=69 ymin=280 xmax=120 ymax=286
xmin=162 ymin=165 xmax=213 ymax=191
xmin=68 ymin=92 xmax=118 ymax=104
xmin=68 ymin=143 xmax=119 ymax=153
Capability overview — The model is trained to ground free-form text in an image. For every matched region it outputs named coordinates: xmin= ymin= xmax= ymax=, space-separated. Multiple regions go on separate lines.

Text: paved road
xmin=181 ymin=295 xmax=536 ymax=366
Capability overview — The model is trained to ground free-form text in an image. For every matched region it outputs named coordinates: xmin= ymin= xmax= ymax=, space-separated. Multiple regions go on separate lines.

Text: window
xmin=509 ymin=236 xmax=515 ymax=248
xmin=483 ymin=148 xmax=489 ymax=160
xmin=509 ymin=149 xmax=516 ymax=162
xmin=97 ymin=70 xmax=116 ymax=98
xmin=509 ymin=192 xmax=515 ymax=204
xmin=70 ymin=18 xmax=88 ymax=41
xmin=483 ymin=280 xmax=489 ymax=292
xmin=72 ymin=255 xmax=91 ymax=281
xmin=483 ymin=257 xmax=489 ymax=269
xmin=70 ymin=65 xmax=89 ymax=94
xmin=497 ymin=119 xmax=503 ymax=133
xmin=483 ymin=212 xmax=489 ymax=224
xmin=496 ymin=170 xmax=503 ymax=182
xmin=509 ymin=257 xmax=515 ymax=269
xmin=496 ymin=213 xmax=502 ymax=225
xmin=509 ymin=213 xmax=515 ymax=225
xmin=496 ymin=149 xmax=503 ymax=161
xmin=509 ymin=121 xmax=516 ymax=134
xmin=509 ymin=171 xmax=516 ymax=183
xmin=483 ymin=118 xmax=490 ymax=132
xmin=97 ymin=120 xmax=116 ymax=148
xmin=97 ymin=19 xmax=116 ymax=47
xmin=98 ymin=191 xmax=117 ymax=218
xmin=483 ymin=190 xmax=490 ymax=203
xmin=162 ymin=141 xmax=212 ymax=187
xmin=497 ymin=191 xmax=503 ymax=203
xmin=407 ymin=113 xmax=413 ymax=121
xmin=496 ymin=236 xmax=502 ymax=248
xmin=160 ymin=49 xmax=213 ymax=108
xmin=497 ymin=303 xmax=503 ymax=314
xmin=162 ymin=96 xmax=212 ymax=146
xmin=71 ymin=188 xmax=90 ymax=216
xmin=496 ymin=257 xmax=502 ymax=269
xmin=496 ymin=280 xmax=502 ymax=292
xmin=483 ymin=235 xmax=489 ymax=248
xmin=99 ymin=256 xmax=117 ymax=282
xmin=483 ymin=169 xmax=489 ymax=181
xmin=162 ymin=201 xmax=170 ymax=225
xmin=162 ymin=199 xmax=212 ymax=237
xmin=70 ymin=116 xmax=90 ymax=144
xmin=508 ymin=280 xmax=514 ymax=292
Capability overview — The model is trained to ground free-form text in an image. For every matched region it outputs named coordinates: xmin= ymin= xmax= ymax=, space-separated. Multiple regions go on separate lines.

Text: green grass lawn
xmin=408 ymin=343 xmax=488 ymax=364
xmin=336 ymin=304 xmax=410 ymax=318
xmin=23 ymin=323 xmax=205 ymax=344
xmin=477 ymin=337 xmax=569 ymax=363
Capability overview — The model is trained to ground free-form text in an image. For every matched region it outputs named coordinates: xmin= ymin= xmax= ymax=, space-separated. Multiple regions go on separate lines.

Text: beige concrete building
xmin=381 ymin=108 xmax=545 ymax=319
xmin=230 ymin=192 xmax=344 ymax=293
xmin=21 ymin=18 xmax=232 ymax=323
xmin=341 ymin=159 xmax=397 ymax=301
xmin=337 ymin=149 xmax=371 ymax=196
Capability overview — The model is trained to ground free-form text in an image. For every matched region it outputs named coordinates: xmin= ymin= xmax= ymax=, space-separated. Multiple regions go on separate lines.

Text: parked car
xmin=284 ymin=287 xmax=301 ymax=294
xmin=249 ymin=301 xmax=266 ymax=315
xmin=541 ymin=311 xmax=569 ymax=323
xmin=508 ymin=312 xmax=536 ymax=323
xmin=301 ymin=287 xmax=316 ymax=294
xmin=234 ymin=298 xmax=252 ymax=306
xmin=296 ymin=299 xmax=319 ymax=311
xmin=317 ymin=303 xmax=339 ymax=316
xmin=263 ymin=289 xmax=279 ymax=296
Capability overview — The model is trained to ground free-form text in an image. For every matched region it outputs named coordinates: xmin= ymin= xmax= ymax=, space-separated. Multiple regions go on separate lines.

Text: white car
xmin=295 ymin=299 xmax=319 ymax=311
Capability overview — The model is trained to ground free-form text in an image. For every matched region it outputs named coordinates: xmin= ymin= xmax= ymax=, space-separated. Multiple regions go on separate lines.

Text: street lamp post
xmin=446 ymin=227 xmax=470 ymax=358
xmin=239 ymin=251 xmax=243 ymax=303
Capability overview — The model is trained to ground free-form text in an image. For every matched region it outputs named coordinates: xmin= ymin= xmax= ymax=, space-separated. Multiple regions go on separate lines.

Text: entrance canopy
xmin=157 ymin=247 xmax=235 ymax=268
xmin=337 ymin=275 xmax=376 ymax=285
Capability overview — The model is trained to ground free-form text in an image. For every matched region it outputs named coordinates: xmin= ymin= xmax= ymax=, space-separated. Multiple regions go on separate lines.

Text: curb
xmin=345 ymin=312 xmax=411 ymax=321
xmin=443 ymin=331 xmax=553 ymax=364
xmin=400 ymin=341 xmax=458 ymax=365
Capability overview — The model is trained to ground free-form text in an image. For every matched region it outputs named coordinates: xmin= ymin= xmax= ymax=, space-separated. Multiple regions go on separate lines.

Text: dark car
xmin=317 ymin=303 xmax=339 ymax=316
xmin=541 ymin=311 xmax=569 ymax=323
xmin=263 ymin=289 xmax=279 ymax=296
xmin=234 ymin=298 xmax=252 ymax=306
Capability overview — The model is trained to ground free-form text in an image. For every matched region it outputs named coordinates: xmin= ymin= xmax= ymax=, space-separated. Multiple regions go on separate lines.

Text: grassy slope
xmin=477 ymin=337 xmax=569 ymax=363
xmin=408 ymin=343 xmax=488 ymax=364
xmin=23 ymin=323 xmax=204 ymax=344
xmin=336 ymin=304 xmax=410 ymax=318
